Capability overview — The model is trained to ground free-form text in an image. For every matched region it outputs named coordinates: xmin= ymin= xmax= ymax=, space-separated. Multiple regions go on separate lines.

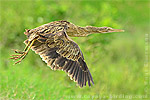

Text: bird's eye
xmin=104 ymin=27 xmax=108 ymax=31
xmin=103 ymin=27 xmax=108 ymax=31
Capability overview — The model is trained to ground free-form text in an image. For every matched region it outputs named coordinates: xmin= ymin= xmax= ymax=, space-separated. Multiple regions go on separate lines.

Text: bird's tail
xmin=24 ymin=29 xmax=31 ymax=37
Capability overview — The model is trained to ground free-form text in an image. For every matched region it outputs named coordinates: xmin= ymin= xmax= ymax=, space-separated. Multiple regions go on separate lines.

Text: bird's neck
xmin=66 ymin=23 xmax=106 ymax=37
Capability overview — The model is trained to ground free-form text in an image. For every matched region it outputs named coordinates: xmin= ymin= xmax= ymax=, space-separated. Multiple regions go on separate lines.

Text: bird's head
xmin=99 ymin=27 xmax=124 ymax=33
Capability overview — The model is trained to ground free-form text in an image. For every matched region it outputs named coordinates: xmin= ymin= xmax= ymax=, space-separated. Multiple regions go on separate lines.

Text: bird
xmin=10 ymin=20 xmax=124 ymax=87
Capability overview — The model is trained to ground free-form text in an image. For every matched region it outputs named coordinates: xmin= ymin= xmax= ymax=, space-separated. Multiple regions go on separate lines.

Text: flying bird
xmin=10 ymin=20 xmax=124 ymax=87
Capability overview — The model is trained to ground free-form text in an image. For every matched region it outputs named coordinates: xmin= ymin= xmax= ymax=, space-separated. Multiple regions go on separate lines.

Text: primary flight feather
xmin=10 ymin=20 xmax=124 ymax=87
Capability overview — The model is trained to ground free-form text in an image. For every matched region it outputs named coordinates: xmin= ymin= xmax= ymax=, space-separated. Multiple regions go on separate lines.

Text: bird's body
xmin=10 ymin=20 xmax=124 ymax=87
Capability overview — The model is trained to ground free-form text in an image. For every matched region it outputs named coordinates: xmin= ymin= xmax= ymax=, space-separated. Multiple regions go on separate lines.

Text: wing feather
xmin=24 ymin=28 xmax=94 ymax=87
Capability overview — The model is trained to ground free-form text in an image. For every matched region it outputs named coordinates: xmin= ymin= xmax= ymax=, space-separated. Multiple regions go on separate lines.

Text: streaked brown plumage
xmin=10 ymin=20 xmax=124 ymax=87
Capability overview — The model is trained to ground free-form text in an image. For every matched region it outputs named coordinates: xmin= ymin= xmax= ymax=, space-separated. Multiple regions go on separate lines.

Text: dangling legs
xmin=12 ymin=40 xmax=31 ymax=55
xmin=10 ymin=39 xmax=36 ymax=64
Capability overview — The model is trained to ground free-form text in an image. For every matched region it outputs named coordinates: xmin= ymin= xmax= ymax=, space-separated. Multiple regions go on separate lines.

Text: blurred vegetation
xmin=0 ymin=0 xmax=149 ymax=100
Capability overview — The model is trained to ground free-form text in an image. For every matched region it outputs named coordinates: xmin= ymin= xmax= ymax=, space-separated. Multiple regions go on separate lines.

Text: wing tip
xmin=67 ymin=68 xmax=94 ymax=88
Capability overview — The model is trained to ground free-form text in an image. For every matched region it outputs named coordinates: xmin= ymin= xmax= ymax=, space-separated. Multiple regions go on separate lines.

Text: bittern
xmin=10 ymin=20 xmax=124 ymax=87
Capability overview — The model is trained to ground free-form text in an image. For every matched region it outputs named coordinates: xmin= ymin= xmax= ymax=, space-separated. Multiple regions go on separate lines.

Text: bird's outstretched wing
xmin=24 ymin=31 xmax=94 ymax=87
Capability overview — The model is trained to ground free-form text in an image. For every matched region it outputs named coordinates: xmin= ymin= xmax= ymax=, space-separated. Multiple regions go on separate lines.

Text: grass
xmin=0 ymin=0 xmax=149 ymax=100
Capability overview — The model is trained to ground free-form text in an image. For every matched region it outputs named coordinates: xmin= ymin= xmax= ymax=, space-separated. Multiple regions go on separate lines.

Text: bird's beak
xmin=109 ymin=28 xmax=124 ymax=32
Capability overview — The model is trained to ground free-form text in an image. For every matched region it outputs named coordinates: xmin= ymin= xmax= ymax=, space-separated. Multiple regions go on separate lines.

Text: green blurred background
xmin=0 ymin=0 xmax=149 ymax=100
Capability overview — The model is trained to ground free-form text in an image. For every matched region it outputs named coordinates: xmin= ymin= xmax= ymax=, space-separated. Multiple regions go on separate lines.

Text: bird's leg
xmin=10 ymin=41 xmax=31 ymax=59
xmin=10 ymin=39 xmax=36 ymax=64
xmin=23 ymin=40 xmax=31 ymax=51
xmin=12 ymin=41 xmax=31 ymax=55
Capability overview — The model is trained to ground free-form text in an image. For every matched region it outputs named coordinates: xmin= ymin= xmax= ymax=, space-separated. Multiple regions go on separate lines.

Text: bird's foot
xmin=10 ymin=49 xmax=27 ymax=64
xmin=10 ymin=39 xmax=36 ymax=65
xmin=13 ymin=49 xmax=24 ymax=54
